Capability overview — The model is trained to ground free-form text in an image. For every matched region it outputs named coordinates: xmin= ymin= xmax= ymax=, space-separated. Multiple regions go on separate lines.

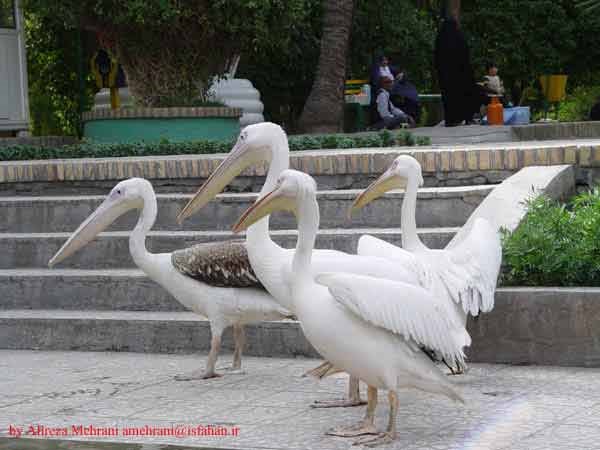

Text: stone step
xmin=0 ymin=185 xmax=491 ymax=233
xmin=0 ymin=269 xmax=182 ymax=311
xmin=1 ymin=287 xmax=598 ymax=366
xmin=0 ymin=227 xmax=456 ymax=270
xmin=0 ymin=309 xmax=316 ymax=357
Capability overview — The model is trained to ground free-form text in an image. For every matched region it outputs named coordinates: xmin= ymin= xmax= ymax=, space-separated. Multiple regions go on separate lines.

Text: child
xmin=482 ymin=62 xmax=505 ymax=97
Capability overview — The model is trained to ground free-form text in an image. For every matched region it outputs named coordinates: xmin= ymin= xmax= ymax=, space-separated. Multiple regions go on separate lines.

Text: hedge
xmin=501 ymin=188 xmax=600 ymax=287
xmin=0 ymin=130 xmax=430 ymax=162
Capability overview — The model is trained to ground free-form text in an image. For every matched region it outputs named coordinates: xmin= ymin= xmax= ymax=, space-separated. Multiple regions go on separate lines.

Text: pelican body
xmin=352 ymin=155 xmax=503 ymax=371
xmin=48 ymin=178 xmax=289 ymax=379
xmin=234 ymin=169 xmax=468 ymax=446
xmin=178 ymin=122 xmax=420 ymax=407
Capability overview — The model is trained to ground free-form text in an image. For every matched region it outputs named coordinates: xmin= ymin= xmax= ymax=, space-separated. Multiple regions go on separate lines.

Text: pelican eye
xmin=116 ymin=189 xmax=122 ymax=195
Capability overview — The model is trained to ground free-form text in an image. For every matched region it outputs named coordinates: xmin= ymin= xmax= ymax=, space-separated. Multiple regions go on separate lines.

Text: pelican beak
xmin=48 ymin=195 xmax=134 ymax=267
xmin=177 ymin=139 xmax=266 ymax=224
xmin=350 ymin=170 xmax=407 ymax=214
xmin=233 ymin=186 xmax=292 ymax=234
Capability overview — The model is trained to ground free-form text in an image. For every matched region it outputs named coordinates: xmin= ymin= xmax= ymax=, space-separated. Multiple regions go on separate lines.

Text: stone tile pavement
xmin=1 ymin=350 xmax=599 ymax=450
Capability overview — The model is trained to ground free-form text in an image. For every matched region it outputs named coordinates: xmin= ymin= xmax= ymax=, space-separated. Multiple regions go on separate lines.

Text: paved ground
xmin=1 ymin=351 xmax=599 ymax=450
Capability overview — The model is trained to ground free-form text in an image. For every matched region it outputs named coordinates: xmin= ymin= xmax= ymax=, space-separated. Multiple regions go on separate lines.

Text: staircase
xmin=0 ymin=142 xmax=587 ymax=363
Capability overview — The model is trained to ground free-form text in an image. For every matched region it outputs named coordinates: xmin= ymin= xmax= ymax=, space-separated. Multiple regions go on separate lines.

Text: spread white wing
xmin=315 ymin=272 xmax=471 ymax=366
xmin=357 ymin=220 xmax=502 ymax=316
xmin=429 ymin=218 xmax=502 ymax=315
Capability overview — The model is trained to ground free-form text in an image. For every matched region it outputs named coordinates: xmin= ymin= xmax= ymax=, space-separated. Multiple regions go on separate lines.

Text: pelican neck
xmin=401 ymin=177 xmax=427 ymax=252
xmin=247 ymin=136 xmax=290 ymax=247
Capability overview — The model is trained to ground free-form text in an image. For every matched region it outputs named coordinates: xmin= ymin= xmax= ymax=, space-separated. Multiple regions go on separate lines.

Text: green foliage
xmin=501 ymin=189 xmax=600 ymax=286
xmin=463 ymin=1 xmax=576 ymax=87
xmin=462 ymin=0 xmax=600 ymax=107
xmin=240 ymin=0 xmax=437 ymax=128
xmin=0 ymin=130 xmax=425 ymax=162
xmin=24 ymin=12 xmax=95 ymax=136
xmin=349 ymin=0 xmax=437 ymax=90
xmin=237 ymin=0 xmax=322 ymax=130
xmin=24 ymin=0 xmax=311 ymax=107
xmin=558 ymin=86 xmax=600 ymax=122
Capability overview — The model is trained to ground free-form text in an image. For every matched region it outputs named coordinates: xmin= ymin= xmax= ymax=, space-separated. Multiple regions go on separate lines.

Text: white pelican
xmin=233 ymin=169 xmax=468 ymax=446
xmin=177 ymin=122 xmax=420 ymax=407
xmin=48 ymin=178 xmax=290 ymax=379
xmin=352 ymin=155 xmax=502 ymax=371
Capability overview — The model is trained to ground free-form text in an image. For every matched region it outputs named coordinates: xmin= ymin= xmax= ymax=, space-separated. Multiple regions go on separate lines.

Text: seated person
xmin=369 ymin=55 xmax=400 ymax=98
xmin=481 ymin=61 xmax=505 ymax=99
xmin=591 ymin=96 xmax=600 ymax=121
xmin=372 ymin=77 xmax=415 ymax=130
xmin=391 ymin=69 xmax=421 ymax=123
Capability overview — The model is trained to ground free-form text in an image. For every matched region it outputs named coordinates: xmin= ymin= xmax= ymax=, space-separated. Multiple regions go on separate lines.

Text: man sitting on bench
xmin=373 ymin=77 xmax=415 ymax=130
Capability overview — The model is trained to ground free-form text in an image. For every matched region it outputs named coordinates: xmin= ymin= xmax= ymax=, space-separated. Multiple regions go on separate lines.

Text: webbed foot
xmin=352 ymin=431 xmax=395 ymax=447
xmin=326 ymin=421 xmax=377 ymax=437
xmin=312 ymin=397 xmax=367 ymax=408
xmin=174 ymin=370 xmax=223 ymax=381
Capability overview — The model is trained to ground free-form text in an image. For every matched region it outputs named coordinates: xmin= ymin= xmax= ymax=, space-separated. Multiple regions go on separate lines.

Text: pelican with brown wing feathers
xmin=48 ymin=178 xmax=289 ymax=380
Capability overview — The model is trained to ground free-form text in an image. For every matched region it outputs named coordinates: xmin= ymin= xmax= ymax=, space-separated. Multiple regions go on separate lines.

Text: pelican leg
xmin=175 ymin=322 xmax=225 ymax=381
xmin=221 ymin=323 xmax=246 ymax=375
xmin=326 ymin=385 xmax=378 ymax=437
xmin=311 ymin=375 xmax=367 ymax=408
xmin=352 ymin=390 xmax=398 ymax=447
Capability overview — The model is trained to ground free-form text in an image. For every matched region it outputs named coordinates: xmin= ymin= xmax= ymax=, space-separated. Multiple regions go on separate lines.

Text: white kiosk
xmin=0 ymin=0 xmax=29 ymax=136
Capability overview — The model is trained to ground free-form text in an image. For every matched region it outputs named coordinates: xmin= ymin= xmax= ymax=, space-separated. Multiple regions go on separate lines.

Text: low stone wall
xmin=468 ymin=287 xmax=600 ymax=367
xmin=512 ymin=121 xmax=600 ymax=141
xmin=0 ymin=140 xmax=597 ymax=194
xmin=82 ymin=107 xmax=243 ymax=144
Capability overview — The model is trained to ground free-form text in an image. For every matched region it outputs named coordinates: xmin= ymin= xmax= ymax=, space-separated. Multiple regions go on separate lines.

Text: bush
xmin=501 ymin=188 xmax=600 ymax=286
xmin=558 ymin=86 xmax=600 ymax=122
xmin=0 ymin=130 xmax=427 ymax=162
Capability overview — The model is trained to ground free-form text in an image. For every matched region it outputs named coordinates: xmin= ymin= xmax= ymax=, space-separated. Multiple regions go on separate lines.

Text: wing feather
xmin=316 ymin=273 xmax=470 ymax=366
xmin=171 ymin=240 xmax=265 ymax=289
xmin=431 ymin=218 xmax=502 ymax=315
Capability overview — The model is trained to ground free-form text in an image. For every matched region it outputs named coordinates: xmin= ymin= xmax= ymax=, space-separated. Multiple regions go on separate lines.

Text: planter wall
xmin=82 ymin=107 xmax=242 ymax=143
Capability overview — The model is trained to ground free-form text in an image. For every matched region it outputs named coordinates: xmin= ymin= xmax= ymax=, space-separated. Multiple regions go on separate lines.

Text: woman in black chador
xmin=434 ymin=16 xmax=482 ymax=126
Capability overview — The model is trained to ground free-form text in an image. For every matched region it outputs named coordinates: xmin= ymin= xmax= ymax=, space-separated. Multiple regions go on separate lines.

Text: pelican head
xmin=48 ymin=178 xmax=151 ymax=267
xmin=351 ymin=155 xmax=424 ymax=213
xmin=233 ymin=169 xmax=316 ymax=233
xmin=177 ymin=122 xmax=287 ymax=223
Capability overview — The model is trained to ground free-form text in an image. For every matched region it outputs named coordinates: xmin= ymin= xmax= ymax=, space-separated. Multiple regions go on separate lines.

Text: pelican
xmin=233 ymin=169 xmax=468 ymax=446
xmin=177 ymin=122 xmax=420 ymax=407
xmin=352 ymin=155 xmax=502 ymax=371
xmin=48 ymin=178 xmax=290 ymax=379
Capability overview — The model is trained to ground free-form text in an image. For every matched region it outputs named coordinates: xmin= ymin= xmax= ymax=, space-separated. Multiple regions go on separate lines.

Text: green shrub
xmin=558 ymin=85 xmax=600 ymax=122
xmin=501 ymin=188 xmax=600 ymax=286
xmin=0 ymin=130 xmax=426 ymax=162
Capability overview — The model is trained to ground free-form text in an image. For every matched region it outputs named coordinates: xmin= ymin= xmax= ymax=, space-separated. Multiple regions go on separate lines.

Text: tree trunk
xmin=297 ymin=0 xmax=354 ymax=133
xmin=447 ymin=0 xmax=460 ymax=21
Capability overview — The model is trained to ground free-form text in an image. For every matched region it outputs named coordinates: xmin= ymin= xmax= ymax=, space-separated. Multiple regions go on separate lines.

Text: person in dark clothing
xmin=591 ymin=97 xmax=600 ymax=121
xmin=369 ymin=55 xmax=399 ymax=97
xmin=434 ymin=17 xmax=482 ymax=126
xmin=391 ymin=70 xmax=421 ymax=123
xmin=372 ymin=77 xmax=415 ymax=130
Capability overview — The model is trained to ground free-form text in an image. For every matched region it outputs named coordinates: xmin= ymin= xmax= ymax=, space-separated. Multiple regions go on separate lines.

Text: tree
xmin=23 ymin=1 xmax=307 ymax=107
xmin=297 ymin=0 xmax=354 ymax=133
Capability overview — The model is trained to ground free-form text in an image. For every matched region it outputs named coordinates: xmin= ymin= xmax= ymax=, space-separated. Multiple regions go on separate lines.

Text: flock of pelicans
xmin=48 ymin=122 xmax=502 ymax=447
